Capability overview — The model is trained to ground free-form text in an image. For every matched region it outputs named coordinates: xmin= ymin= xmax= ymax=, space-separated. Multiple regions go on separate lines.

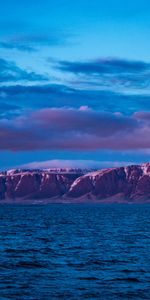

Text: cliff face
xmin=0 ymin=169 xmax=83 ymax=201
xmin=0 ymin=164 xmax=150 ymax=202
xmin=67 ymin=163 xmax=150 ymax=202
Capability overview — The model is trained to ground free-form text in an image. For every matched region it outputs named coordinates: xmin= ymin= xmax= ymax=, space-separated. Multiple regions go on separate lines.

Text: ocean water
xmin=0 ymin=204 xmax=150 ymax=300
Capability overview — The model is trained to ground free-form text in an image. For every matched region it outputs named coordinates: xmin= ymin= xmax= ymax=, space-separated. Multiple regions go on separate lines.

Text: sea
xmin=0 ymin=204 xmax=150 ymax=300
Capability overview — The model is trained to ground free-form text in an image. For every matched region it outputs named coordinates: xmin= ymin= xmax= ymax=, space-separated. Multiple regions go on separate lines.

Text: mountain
xmin=0 ymin=164 xmax=150 ymax=203
xmin=0 ymin=169 xmax=84 ymax=202
xmin=67 ymin=163 xmax=150 ymax=203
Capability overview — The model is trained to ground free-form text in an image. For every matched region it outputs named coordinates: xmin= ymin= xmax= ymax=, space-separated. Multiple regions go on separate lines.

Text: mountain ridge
xmin=0 ymin=163 xmax=150 ymax=203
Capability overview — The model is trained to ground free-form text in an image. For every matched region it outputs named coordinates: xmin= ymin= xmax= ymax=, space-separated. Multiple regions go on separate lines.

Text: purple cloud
xmin=0 ymin=108 xmax=149 ymax=152
xmin=134 ymin=111 xmax=150 ymax=122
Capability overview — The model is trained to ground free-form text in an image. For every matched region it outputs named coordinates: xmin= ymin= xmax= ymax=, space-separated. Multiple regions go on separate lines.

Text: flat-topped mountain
xmin=67 ymin=163 xmax=150 ymax=202
xmin=0 ymin=163 xmax=150 ymax=203
xmin=0 ymin=169 xmax=84 ymax=201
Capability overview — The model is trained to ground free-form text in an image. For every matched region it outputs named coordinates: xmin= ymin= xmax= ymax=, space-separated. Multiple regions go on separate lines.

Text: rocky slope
xmin=0 ymin=164 xmax=150 ymax=203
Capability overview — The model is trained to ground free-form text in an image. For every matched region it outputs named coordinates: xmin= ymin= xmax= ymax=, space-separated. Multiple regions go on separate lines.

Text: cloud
xmin=0 ymin=102 xmax=19 ymax=112
xmin=0 ymin=32 xmax=70 ymax=52
xmin=1 ymin=84 xmax=150 ymax=114
xmin=57 ymin=58 xmax=149 ymax=74
xmin=0 ymin=58 xmax=48 ymax=83
xmin=0 ymin=107 xmax=149 ymax=152
xmin=0 ymin=42 xmax=34 ymax=52
xmin=55 ymin=57 xmax=150 ymax=89
xmin=0 ymin=102 xmax=21 ymax=119
xmin=79 ymin=105 xmax=91 ymax=111
xmin=32 ymin=108 xmax=136 ymax=136
xmin=21 ymin=159 xmax=134 ymax=170
xmin=134 ymin=111 xmax=150 ymax=122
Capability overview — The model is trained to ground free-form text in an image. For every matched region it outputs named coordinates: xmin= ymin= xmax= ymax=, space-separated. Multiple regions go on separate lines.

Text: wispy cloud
xmin=0 ymin=32 xmax=70 ymax=52
xmin=55 ymin=57 xmax=150 ymax=90
xmin=0 ymin=58 xmax=48 ymax=83
xmin=57 ymin=58 xmax=149 ymax=74
xmin=0 ymin=41 xmax=34 ymax=52
xmin=21 ymin=159 xmax=134 ymax=170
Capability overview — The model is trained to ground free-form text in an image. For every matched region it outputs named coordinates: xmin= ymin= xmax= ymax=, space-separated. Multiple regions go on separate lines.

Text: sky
xmin=0 ymin=0 xmax=150 ymax=169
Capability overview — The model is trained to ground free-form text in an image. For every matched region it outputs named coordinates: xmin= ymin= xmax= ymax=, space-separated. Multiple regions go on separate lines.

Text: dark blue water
xmin=0 ymin=204 xmax=150 ymax=300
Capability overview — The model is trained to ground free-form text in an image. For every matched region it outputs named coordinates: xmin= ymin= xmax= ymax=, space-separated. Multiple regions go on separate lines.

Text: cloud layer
xmin=1 ymin=83 xmax=150 ymax=115
xmin=0 ymin=108 xmax=149 ymax=152
xmin=0 ymin=56 xmax=149 ymax=167
xmin=55 ymin=58 xmax=150 ymax=89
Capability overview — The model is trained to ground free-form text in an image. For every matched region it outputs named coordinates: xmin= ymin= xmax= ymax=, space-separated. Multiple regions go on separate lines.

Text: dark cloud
xmin=55 ymin=58 xmax=150 ymax=89
xmin=0 ymin=58 xmax=48 ymax=83
xmin=0 ymin=108 xmax=149 ymax=152
xmin=57 ymin=58 xmax=149 ymax=74
xmin=0 ymin=84 xmax=150 ymax=114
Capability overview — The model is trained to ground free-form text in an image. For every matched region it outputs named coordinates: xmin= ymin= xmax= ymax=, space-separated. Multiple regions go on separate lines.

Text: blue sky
xmin=0 ymin=0 xmax=150 ymax=169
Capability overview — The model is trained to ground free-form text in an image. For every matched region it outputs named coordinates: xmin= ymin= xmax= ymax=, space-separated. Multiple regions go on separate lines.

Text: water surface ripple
xmin=0 ymin=204 xmax=150 ymax=299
